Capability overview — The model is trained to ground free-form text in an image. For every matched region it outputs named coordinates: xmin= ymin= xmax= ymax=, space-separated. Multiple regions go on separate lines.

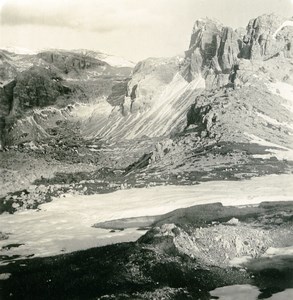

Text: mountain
xmin=0 ymin=13 xmax=292 ymax=186
xmin=0 ymin=13 xmax=293 ymax=300
xmin=0 ymin=48 xmax=133 ymax=148
xmin=74 ymin=14 xmax=293 ymax=145
xmin=71 ymin=49 xmax=135 ymax=68
xmin=0 ymin=13 xmax=292 ymax=192
xmin=2 ymin=14 xmax=293 ymax=151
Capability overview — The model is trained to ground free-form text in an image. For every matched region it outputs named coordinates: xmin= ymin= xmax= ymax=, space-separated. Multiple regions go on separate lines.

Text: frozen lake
xmin=0 ymin=174 xmax=293 ymax=261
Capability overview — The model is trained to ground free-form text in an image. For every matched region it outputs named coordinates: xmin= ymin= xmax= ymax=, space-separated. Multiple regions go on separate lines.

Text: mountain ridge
xmin=0 ymin=13 xmax=292 ymax=206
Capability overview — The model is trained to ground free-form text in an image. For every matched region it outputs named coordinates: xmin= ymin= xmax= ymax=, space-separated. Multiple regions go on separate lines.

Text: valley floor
xmin=0 ymin=79 xmax=293 ymax=299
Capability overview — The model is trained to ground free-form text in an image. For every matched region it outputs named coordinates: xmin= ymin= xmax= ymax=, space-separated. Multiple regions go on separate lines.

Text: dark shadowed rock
xmin=106 ymin=79 xmax=130 ymax=107
xmin=0 ymin=66 xmax=74 ymax=146
xmin=37 ymin=51 xmax=105 ymax=74
xmin=0 ymin=80 xmax=16 ymax=149
xmin=12 ymin=66 xmax=67 ymax=113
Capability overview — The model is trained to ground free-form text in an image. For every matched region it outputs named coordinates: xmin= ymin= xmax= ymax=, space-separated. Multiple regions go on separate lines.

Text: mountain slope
xmin=2 ymin=14 xmax=293 ymax=150
xmin=0 ymin=13 xmax=293 ymax=200
xmin=0 ymin=49 xmax=133 ymax=148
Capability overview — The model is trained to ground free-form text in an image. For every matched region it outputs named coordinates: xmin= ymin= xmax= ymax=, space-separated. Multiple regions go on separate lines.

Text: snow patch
xmin=257 ymin=112 xmax=293 ymax=131
xmin=246 ymin=81 xmax=293 ymax=160
xmin=272 ymin=20 xmax=293 ymax=38
xmin=210 ymin=284 xmax=260 ymax=300
xmin=0 ymin=174 xmax=292 ymax=260
xmin=263 ymin=246 xmax=293 ymax=257
xmin=70 ymin=100 xmax=112 ymax=120
xmin=0 ymin=273 xmax=11 ymax=280
xmin=210 ymin=285 xmax=293 ymax=300
xmin=92 ymin=51 xmax=135 ymax=68
xmin=0 ymin=46 xmax=38 ymax=55
xmin=245 ymin=133 xmax=293 ymax=160
xmin=267 ymin=81 xmax=293 ymax=112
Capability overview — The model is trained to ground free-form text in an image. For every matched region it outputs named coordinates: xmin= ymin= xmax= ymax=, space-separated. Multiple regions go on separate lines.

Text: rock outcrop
xmin=0 ymin=66 xmax=74 ymax=146
xmin=106 ymin=79 xmax=129 ymax=108
xmin=126 ymin=57 xmax=181 ymax=113
xmin=37 ymin=51 xmax=104 ymax=74
xmin=182 ymin=14 xmax=293 ymax=89
xmin=0 ymin=51 xmax=17 ymax=82
xmin=12 ymin=66 xmax=69 ymax=113
xmin=0 ymin=80 xmax=17 ymax=149
xmin=242 ymin=14 xmax=293 ymax=60
xmin=182 ymin=18 xmax=241 ymax=87
xmin=37 ymin=50 xmax=132 ymax=77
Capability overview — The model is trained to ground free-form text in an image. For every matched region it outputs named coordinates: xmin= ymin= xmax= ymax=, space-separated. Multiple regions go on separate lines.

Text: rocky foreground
xmin=0 ymin=201 xmax=293 ymax=299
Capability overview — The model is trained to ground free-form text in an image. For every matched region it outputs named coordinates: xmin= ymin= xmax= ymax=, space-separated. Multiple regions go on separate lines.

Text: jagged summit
xmin=182 ymin=13 xmax=293 ymax=87
xmin=0 ymin=14 xmax=293 ymax=152
xmin=183 ymin=17 xmax=239 ymax=84
xmin=242 ymin=14 xmax=293 ymax=59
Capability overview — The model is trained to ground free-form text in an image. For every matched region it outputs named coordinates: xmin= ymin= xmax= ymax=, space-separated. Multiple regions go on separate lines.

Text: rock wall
xmin=0 ymin=80 xmax=16 ymax=149
xmin=182 ymin=18 xmax=241 ymax=87
xmin=37 ymin=51 xmax=104 ymax=74
xmin=0 ymin=66 xmax=74 ymax=147
xmin=106 ymin=79 xmax=130 ymax=108
xmin=182 ymin=14 xmax=293 ymax=89
xmin=242 ymin=14 xmax=293 ymax=60
xmin=126 ymin=57 xmax=181 ymax=113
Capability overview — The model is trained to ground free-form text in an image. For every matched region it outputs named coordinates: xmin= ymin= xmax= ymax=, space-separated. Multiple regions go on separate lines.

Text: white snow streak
xmin=272 ymin=20 xmax=293 ymax=38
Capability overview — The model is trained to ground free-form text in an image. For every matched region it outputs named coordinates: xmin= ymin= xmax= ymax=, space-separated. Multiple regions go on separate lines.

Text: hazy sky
xmin=1 ymin=0 xmax=293 ymax=61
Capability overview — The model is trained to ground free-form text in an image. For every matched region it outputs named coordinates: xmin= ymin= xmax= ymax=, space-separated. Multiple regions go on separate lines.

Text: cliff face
xmin=0 ymin=51 xmax=17 ymax=82
xmin=126 ymin=57 xmax=181 ymax=113
xmin=81 ymin=57 xmax=205 ymax=140
xmin=1 ymin=14 xmax=293 ymax=148
xmin=13 ymin=67 xmax=68 ymax=113
xmin=37 ymin=51 xmax=100 ymax=74
xmin=0 ymin=49 xmax=133 ymax=147
xmin=36 ymin=51 xmax=129 ymax=76
xmin=0 ymin=81 xmax=15 ymax=149
xmin=0 ymin=67 xmax=75 ymax=146
xmin=182 ymin=14 xmax=293 ymax=89
xmin=242 ymin=14 xmax=293 ymax=60
xmin=106 ymin=79 xmax=130 ymax=107
xmin=182 ymin=18 xmax=241 ymax=86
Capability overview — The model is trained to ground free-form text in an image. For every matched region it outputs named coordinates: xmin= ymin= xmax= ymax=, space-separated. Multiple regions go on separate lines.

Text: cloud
xmin=0 ymin=0 xmax=163 ymax=33
xmin=0 ymin=0 xmax=112 ymax=32
xmin=1 ymin=0 xmax=293 ymax=61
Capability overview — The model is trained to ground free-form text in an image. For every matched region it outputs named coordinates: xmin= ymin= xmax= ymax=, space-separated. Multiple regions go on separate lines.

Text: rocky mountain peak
xmin=242 ymin=13 xmax=293 ymax=60
xmin=182 ymin=18 xmax=240 ymax=87
xmin=182 ymin=14 xmax=293 ymax=89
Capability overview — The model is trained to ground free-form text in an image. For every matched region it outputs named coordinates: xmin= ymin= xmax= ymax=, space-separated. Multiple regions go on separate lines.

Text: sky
xmin=0 ymin=0 xmax=293 ymax=62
